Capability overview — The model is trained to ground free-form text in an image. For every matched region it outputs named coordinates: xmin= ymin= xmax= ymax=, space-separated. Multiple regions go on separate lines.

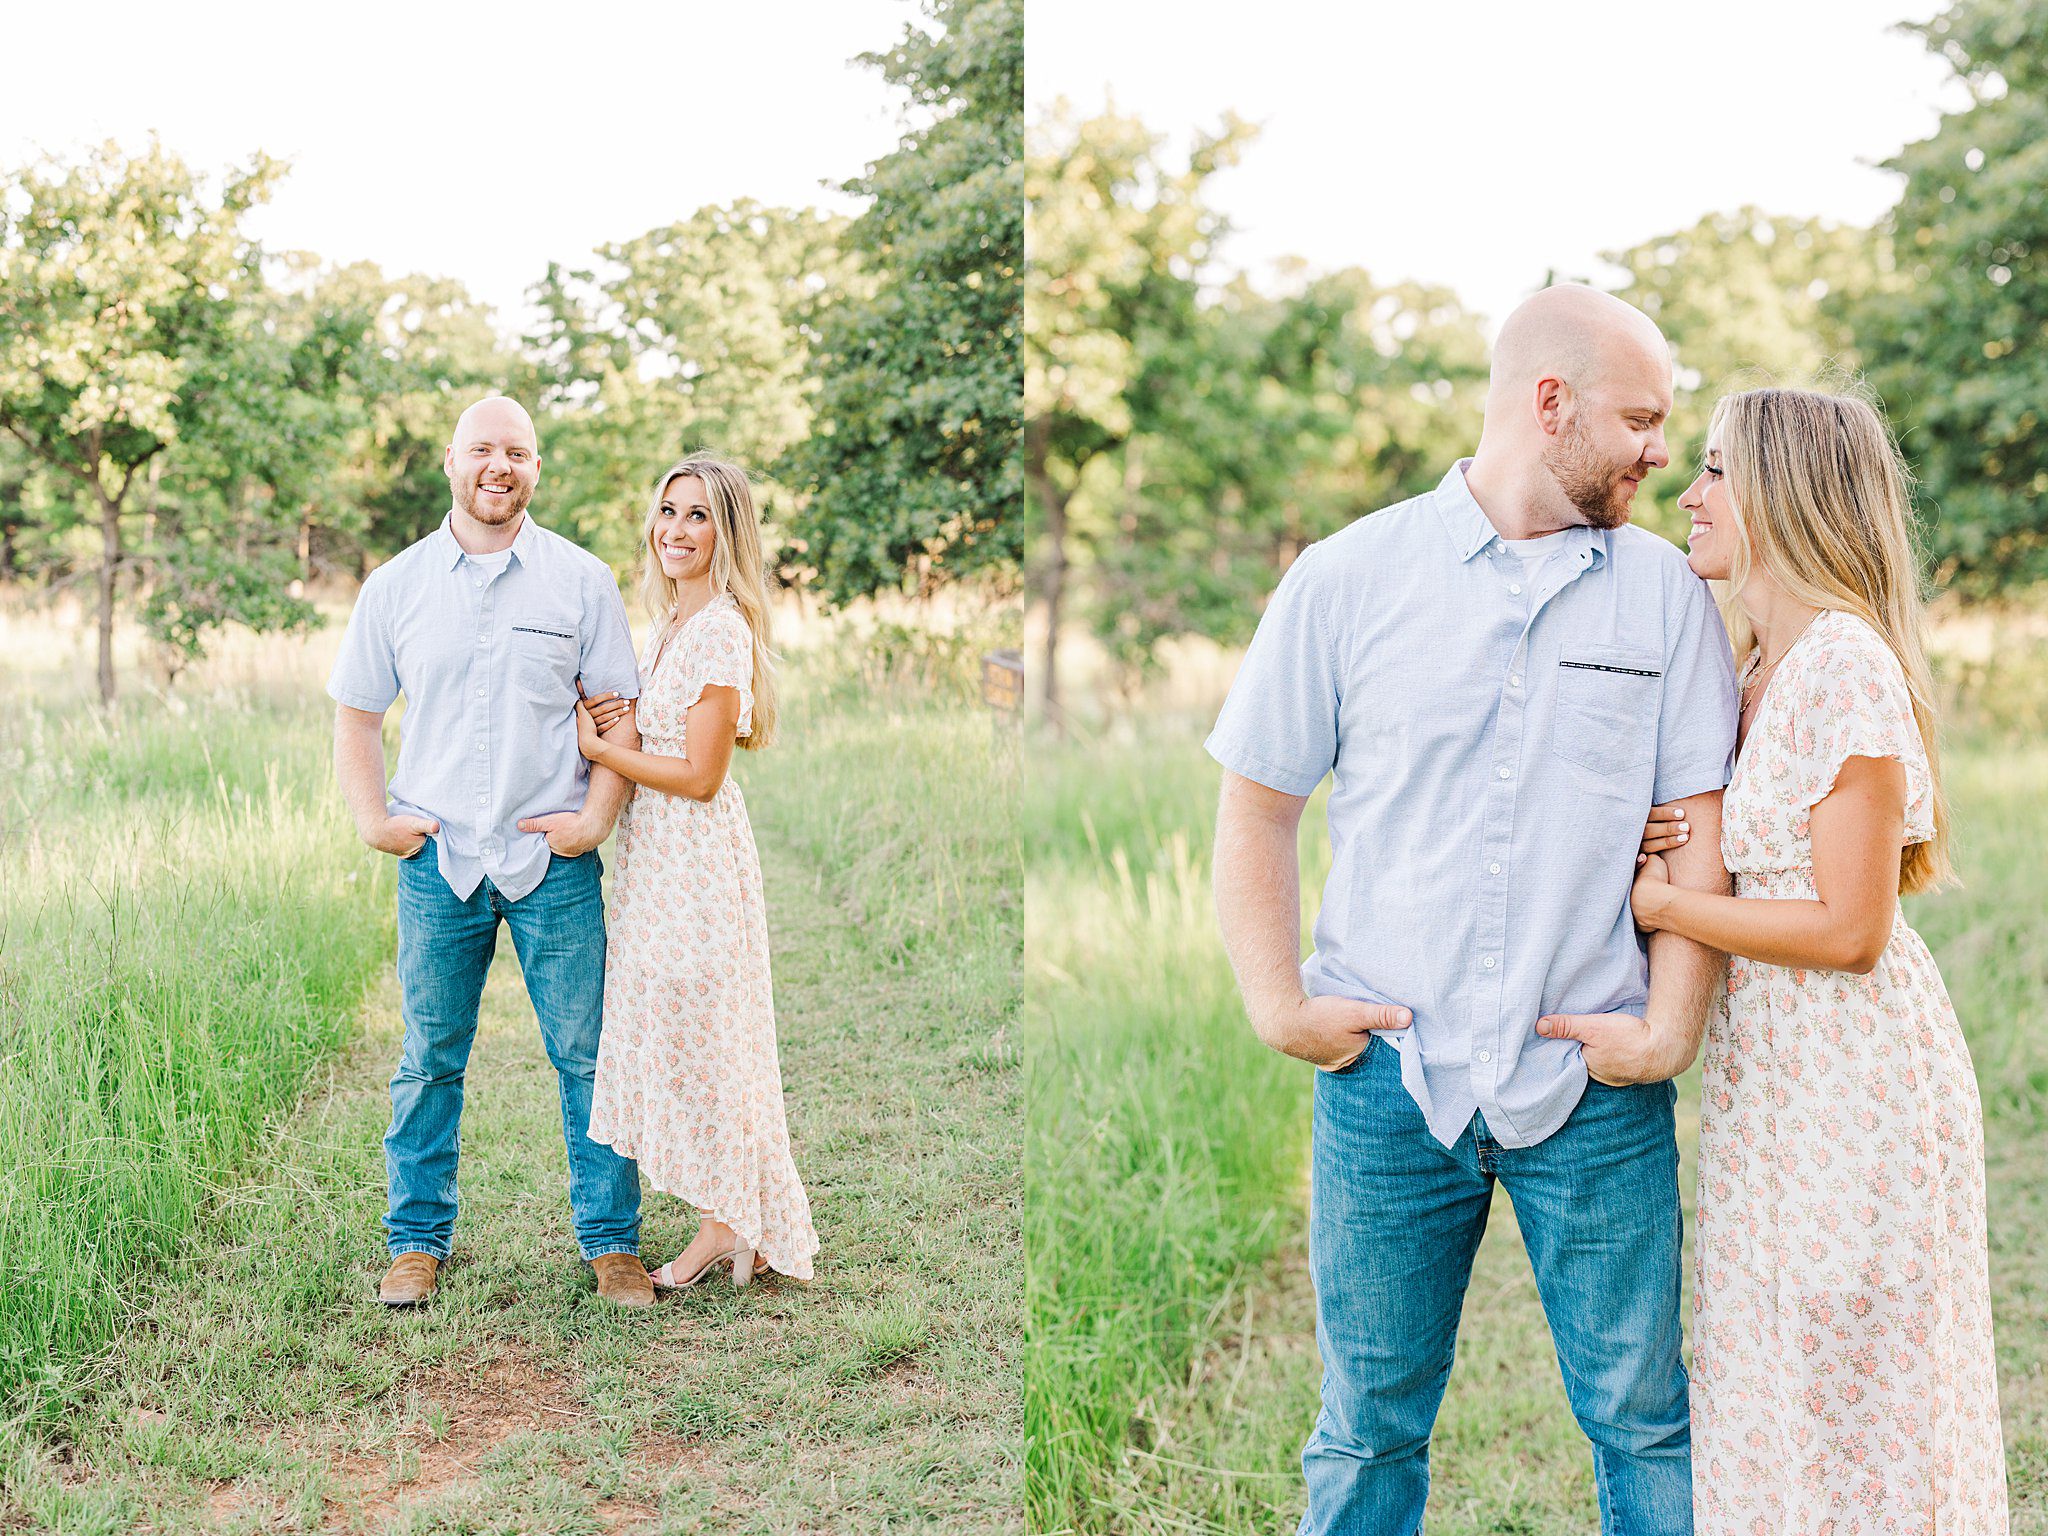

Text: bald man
xmin=1208 ymin=286 xmax=1735 ymax=1534
xmin=329 ymin=395 xmax=656 ymax=1310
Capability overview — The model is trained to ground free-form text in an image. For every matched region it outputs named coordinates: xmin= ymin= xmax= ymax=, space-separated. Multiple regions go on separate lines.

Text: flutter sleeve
xmin=679 ymin=606 xmax=756 ymax=739
xmin=1782 ymin=615 xmax=1934 ymax=844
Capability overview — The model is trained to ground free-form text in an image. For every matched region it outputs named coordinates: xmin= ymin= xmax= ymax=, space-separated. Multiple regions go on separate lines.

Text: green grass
xmin=0 ymin=674 xmax=394 ymax=1431
xmin=1024 ymin=699 xmax=2048 ymax=1533
xmin=0 ymin=612 xmax=1022 ymax=1533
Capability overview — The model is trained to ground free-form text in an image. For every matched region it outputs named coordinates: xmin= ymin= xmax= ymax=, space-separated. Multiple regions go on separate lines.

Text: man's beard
xmin=1542 ymin=414 xmax=1635 ymax=530
xmin=455 ymin=477 xmax=533 ymax=525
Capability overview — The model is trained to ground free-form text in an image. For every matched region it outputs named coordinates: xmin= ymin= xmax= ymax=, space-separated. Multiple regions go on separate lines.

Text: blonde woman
xmin=577 ymin=454 xmax=819 ymax=1288
xmin=1623 ymin=389 xmax=2005 ymax=1528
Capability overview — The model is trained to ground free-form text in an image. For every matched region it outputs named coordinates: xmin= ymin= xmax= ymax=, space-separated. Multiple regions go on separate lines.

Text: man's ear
xmin=1533 ymin=377 xmax=1569 ymax=437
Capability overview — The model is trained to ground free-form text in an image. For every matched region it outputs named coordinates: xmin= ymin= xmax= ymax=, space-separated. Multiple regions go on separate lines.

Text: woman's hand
xmin=574 ymin=699 xmax=609 ymax=764
xmin=581 ymin=689 xmax=633 ymax=734
xmin=1631 ymin=852 xmax=1673 ymax=931
xmin=1640 ymin=802 xmax=1690 ymax=856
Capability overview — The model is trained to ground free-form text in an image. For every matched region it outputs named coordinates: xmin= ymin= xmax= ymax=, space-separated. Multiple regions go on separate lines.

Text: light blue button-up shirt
xmin=1207 ymin=460 xmax=1736 ymax=1149
xmin=327 ymin=513 xmax=641 ymax=903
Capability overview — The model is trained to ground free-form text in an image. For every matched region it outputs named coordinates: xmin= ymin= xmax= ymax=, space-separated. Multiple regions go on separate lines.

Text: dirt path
xmin=21 ymin=833 xmax=1020 ymax=1535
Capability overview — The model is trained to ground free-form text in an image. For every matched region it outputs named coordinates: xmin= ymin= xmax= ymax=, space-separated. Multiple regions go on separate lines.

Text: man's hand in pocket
xmin=1265 ymin=994 xmax=1411 ymax=1073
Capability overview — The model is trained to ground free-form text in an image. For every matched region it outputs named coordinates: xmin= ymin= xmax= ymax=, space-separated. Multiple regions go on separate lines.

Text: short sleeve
xmin=682 ymin=607 xmax=756 ymax=738
xmin=326 ymin=574 xmax=399 ymax=713
xmin=1653 ymin=572 xmax=1739 ymax=803
xmin=1784 ymin=617 xmax=1934 ymax=842
xmin=1204 ymin=545 xmax=1341 ymax=797
xmin=579 ymin=568 xmax=642 ymax=702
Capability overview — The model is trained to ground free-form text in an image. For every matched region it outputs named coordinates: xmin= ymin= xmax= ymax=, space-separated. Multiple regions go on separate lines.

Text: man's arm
xmin=334 ymin=704 xmax=438 ymax=856
xmin=1215 ymin=771 xmax=1409 ymax=1071
xmin=1536 ymin=787 xmax=1728 ymax=1082
xmin=1640 ymin=787 xmax=1730 ymax=1068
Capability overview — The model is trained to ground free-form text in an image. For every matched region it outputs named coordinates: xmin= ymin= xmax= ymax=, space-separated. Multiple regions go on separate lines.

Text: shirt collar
xmin=436 ymin=510 xmax=543 ymax=570
xmin=1432 ymin=458 xmax=1604 ymax=569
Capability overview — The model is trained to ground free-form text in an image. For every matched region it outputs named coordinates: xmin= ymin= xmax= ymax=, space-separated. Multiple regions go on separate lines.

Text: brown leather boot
xmin=591 ymin=1252 xmax=655 ymax=1309
xmin=378 ymin=1252 xmax=440 ymax=1308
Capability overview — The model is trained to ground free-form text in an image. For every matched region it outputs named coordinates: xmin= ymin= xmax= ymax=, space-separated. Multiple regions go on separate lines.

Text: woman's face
xmin=653 ymin=474 xmax=718 ymax=584
xmin=1677 ymin=438 xmax=1739 ymax=581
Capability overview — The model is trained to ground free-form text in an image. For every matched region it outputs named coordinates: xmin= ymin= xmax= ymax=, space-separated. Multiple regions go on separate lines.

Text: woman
xmin=1630 ymin=387 xmax=2005 ymax=1530
xmin=577 ymin=453 xmax=819 ymax=1288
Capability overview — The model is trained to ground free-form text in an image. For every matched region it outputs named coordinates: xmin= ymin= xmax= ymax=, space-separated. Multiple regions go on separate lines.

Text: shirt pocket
xmin=1553 ymin=646 xmax=1662 ymax=775
xmin=509 ymin=622 xmax=579 ymax=709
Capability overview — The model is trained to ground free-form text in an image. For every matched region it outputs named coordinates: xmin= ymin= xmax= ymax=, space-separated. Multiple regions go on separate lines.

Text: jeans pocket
xmin=1322 ymin=1031 xmax=1379 ymax=1078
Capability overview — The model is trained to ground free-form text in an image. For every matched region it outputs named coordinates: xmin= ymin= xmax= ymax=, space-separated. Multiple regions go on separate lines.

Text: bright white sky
xmin=0 ymin=0 xmax=917 ymax=333
xmin=1028 ymin=0 xmax=1969 ymax=331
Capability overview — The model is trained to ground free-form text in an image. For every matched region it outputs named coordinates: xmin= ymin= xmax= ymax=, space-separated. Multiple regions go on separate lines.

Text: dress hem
xmin=586 ymin=1124 xmax=819 ymax=1281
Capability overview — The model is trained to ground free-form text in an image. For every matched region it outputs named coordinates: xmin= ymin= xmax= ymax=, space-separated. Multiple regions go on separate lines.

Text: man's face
xmin=445 ymin=407 xmax=540 ymax=526
xmin=1541 ymin=346 xmax=1672 ymax=530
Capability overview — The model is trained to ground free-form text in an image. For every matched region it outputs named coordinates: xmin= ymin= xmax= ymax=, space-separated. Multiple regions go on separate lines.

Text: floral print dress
xmin=586 ymin=593 xmax=819 ymax=1279
xmin=1694 ymin=608 xmax=2004 ymax=1533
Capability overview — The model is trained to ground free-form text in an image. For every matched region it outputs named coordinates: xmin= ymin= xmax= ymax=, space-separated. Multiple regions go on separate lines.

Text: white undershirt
xmin=1500 ymin=534 xmax=1564 ymax=577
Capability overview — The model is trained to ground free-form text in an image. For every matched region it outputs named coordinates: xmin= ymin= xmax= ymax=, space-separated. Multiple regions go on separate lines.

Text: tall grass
xmin=1024 ymin=722 xmax=1331 ymax=1531
xmin=1024 ymin=647 xmax=2048 ymax=1531
xmin=0 ymin=677 xmax=393 ymax=1427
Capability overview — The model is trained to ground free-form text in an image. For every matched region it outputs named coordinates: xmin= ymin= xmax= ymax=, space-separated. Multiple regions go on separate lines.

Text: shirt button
xmin=1477 ymin=1050 xmax=1493 ymax=1064
xmin=476 ymin=632 xmax=488 ymax=645
xmin=1489 ymin=861 xmax=1502 ymax=875
xmin=1497 ymin=766 xmax=1512 ymax=780
xmin=472 ymin=578 xmax=482 ymax=589
xmin=1482 ymin=956 xmax=1497 ymax=970
xmin=1509 ymin=674 xmax=1523 ymax=688
xmin=476 ymin=793 xmax=488 ymax=804
xmin=476 ymin=685 xmax=487 ymax=697
xmin=1509 ymin=583 xmax=1523 ymax=595
xmin=475 ymin=742 xmax=485 ymax=752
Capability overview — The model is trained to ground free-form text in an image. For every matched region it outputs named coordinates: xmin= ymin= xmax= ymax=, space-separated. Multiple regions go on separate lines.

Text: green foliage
xmin=526 ymin=201 xmax=857 ymax=572
xmin=787 ymin=0 xmax=1023 ymax=602
xmin=1604 ymin=210 xmax=1892 ymax=542
xmin=1851 ymin=0 xmax=2048 ymax=592
xmin=0 ymin=140 xmax=308 ymax=695
xmin=1105 ymin=269 xmax=1486 ymax=663
xmin=1026 ymin=105 xmax=1486 ymax=689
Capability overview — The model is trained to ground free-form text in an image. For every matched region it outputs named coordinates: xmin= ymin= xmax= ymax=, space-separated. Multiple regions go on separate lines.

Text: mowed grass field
xmin=1024 ymin=666 xmax=2048 ymax=1534
xmin=0 ymin=599 xmax=1022 ymax=1533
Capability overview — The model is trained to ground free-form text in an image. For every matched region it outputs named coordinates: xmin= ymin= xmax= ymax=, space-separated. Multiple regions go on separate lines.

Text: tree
xmin=787 ymin=0 xmax=1022 ymax=603
xmin=1023 ymin=103 xmax=1250 ymax=718
xmin=328 ymin=265 xmax=514 ymax=571
xmin=1849 ymin=0 xmax=2048 ymax=591
xmin=0 ymin=140 xmax=305 ymax=700
xmin=528 ymin=203 xmax=856 ymax=573
xmin=1604 ymin=210 xmax=1891 ymax=542
xmin=1096 ymin=268 xmax=1486 ymax=672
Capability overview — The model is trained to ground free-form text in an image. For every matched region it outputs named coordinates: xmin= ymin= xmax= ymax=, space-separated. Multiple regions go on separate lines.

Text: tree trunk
xmin=1028 ymin=456 xmax=1069 ymax=733
xmin=96 ymin=488 xmax=120 ymax=704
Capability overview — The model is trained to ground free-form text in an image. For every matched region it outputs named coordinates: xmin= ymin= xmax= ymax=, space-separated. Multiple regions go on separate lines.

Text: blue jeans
xmin=1302 ymin=1035 xmax=1690 ymax=1536
xmin=384 ymin=838 xmax=641 ymax=1261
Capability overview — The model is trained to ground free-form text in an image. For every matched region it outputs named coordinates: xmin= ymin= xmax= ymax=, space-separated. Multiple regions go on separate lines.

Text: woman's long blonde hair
xmin=639 ymin=453 xmax=779 ymax=750
xmin=1710 ymin=384 xmax=1952 ymax=893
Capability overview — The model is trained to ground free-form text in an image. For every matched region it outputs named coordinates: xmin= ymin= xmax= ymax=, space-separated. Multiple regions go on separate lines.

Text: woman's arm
xmin=578 ymin=685 xmax=742 ymax=802
xmin=1631 ymin=755 xmax=1908 ymax=974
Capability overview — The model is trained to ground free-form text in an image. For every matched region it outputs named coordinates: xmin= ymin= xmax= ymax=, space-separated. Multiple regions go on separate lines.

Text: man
xmin=1208 ymin=285 xmax=1736 ymax=1535
xmin=329 ymin=395 xmax=654 ymax=1310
